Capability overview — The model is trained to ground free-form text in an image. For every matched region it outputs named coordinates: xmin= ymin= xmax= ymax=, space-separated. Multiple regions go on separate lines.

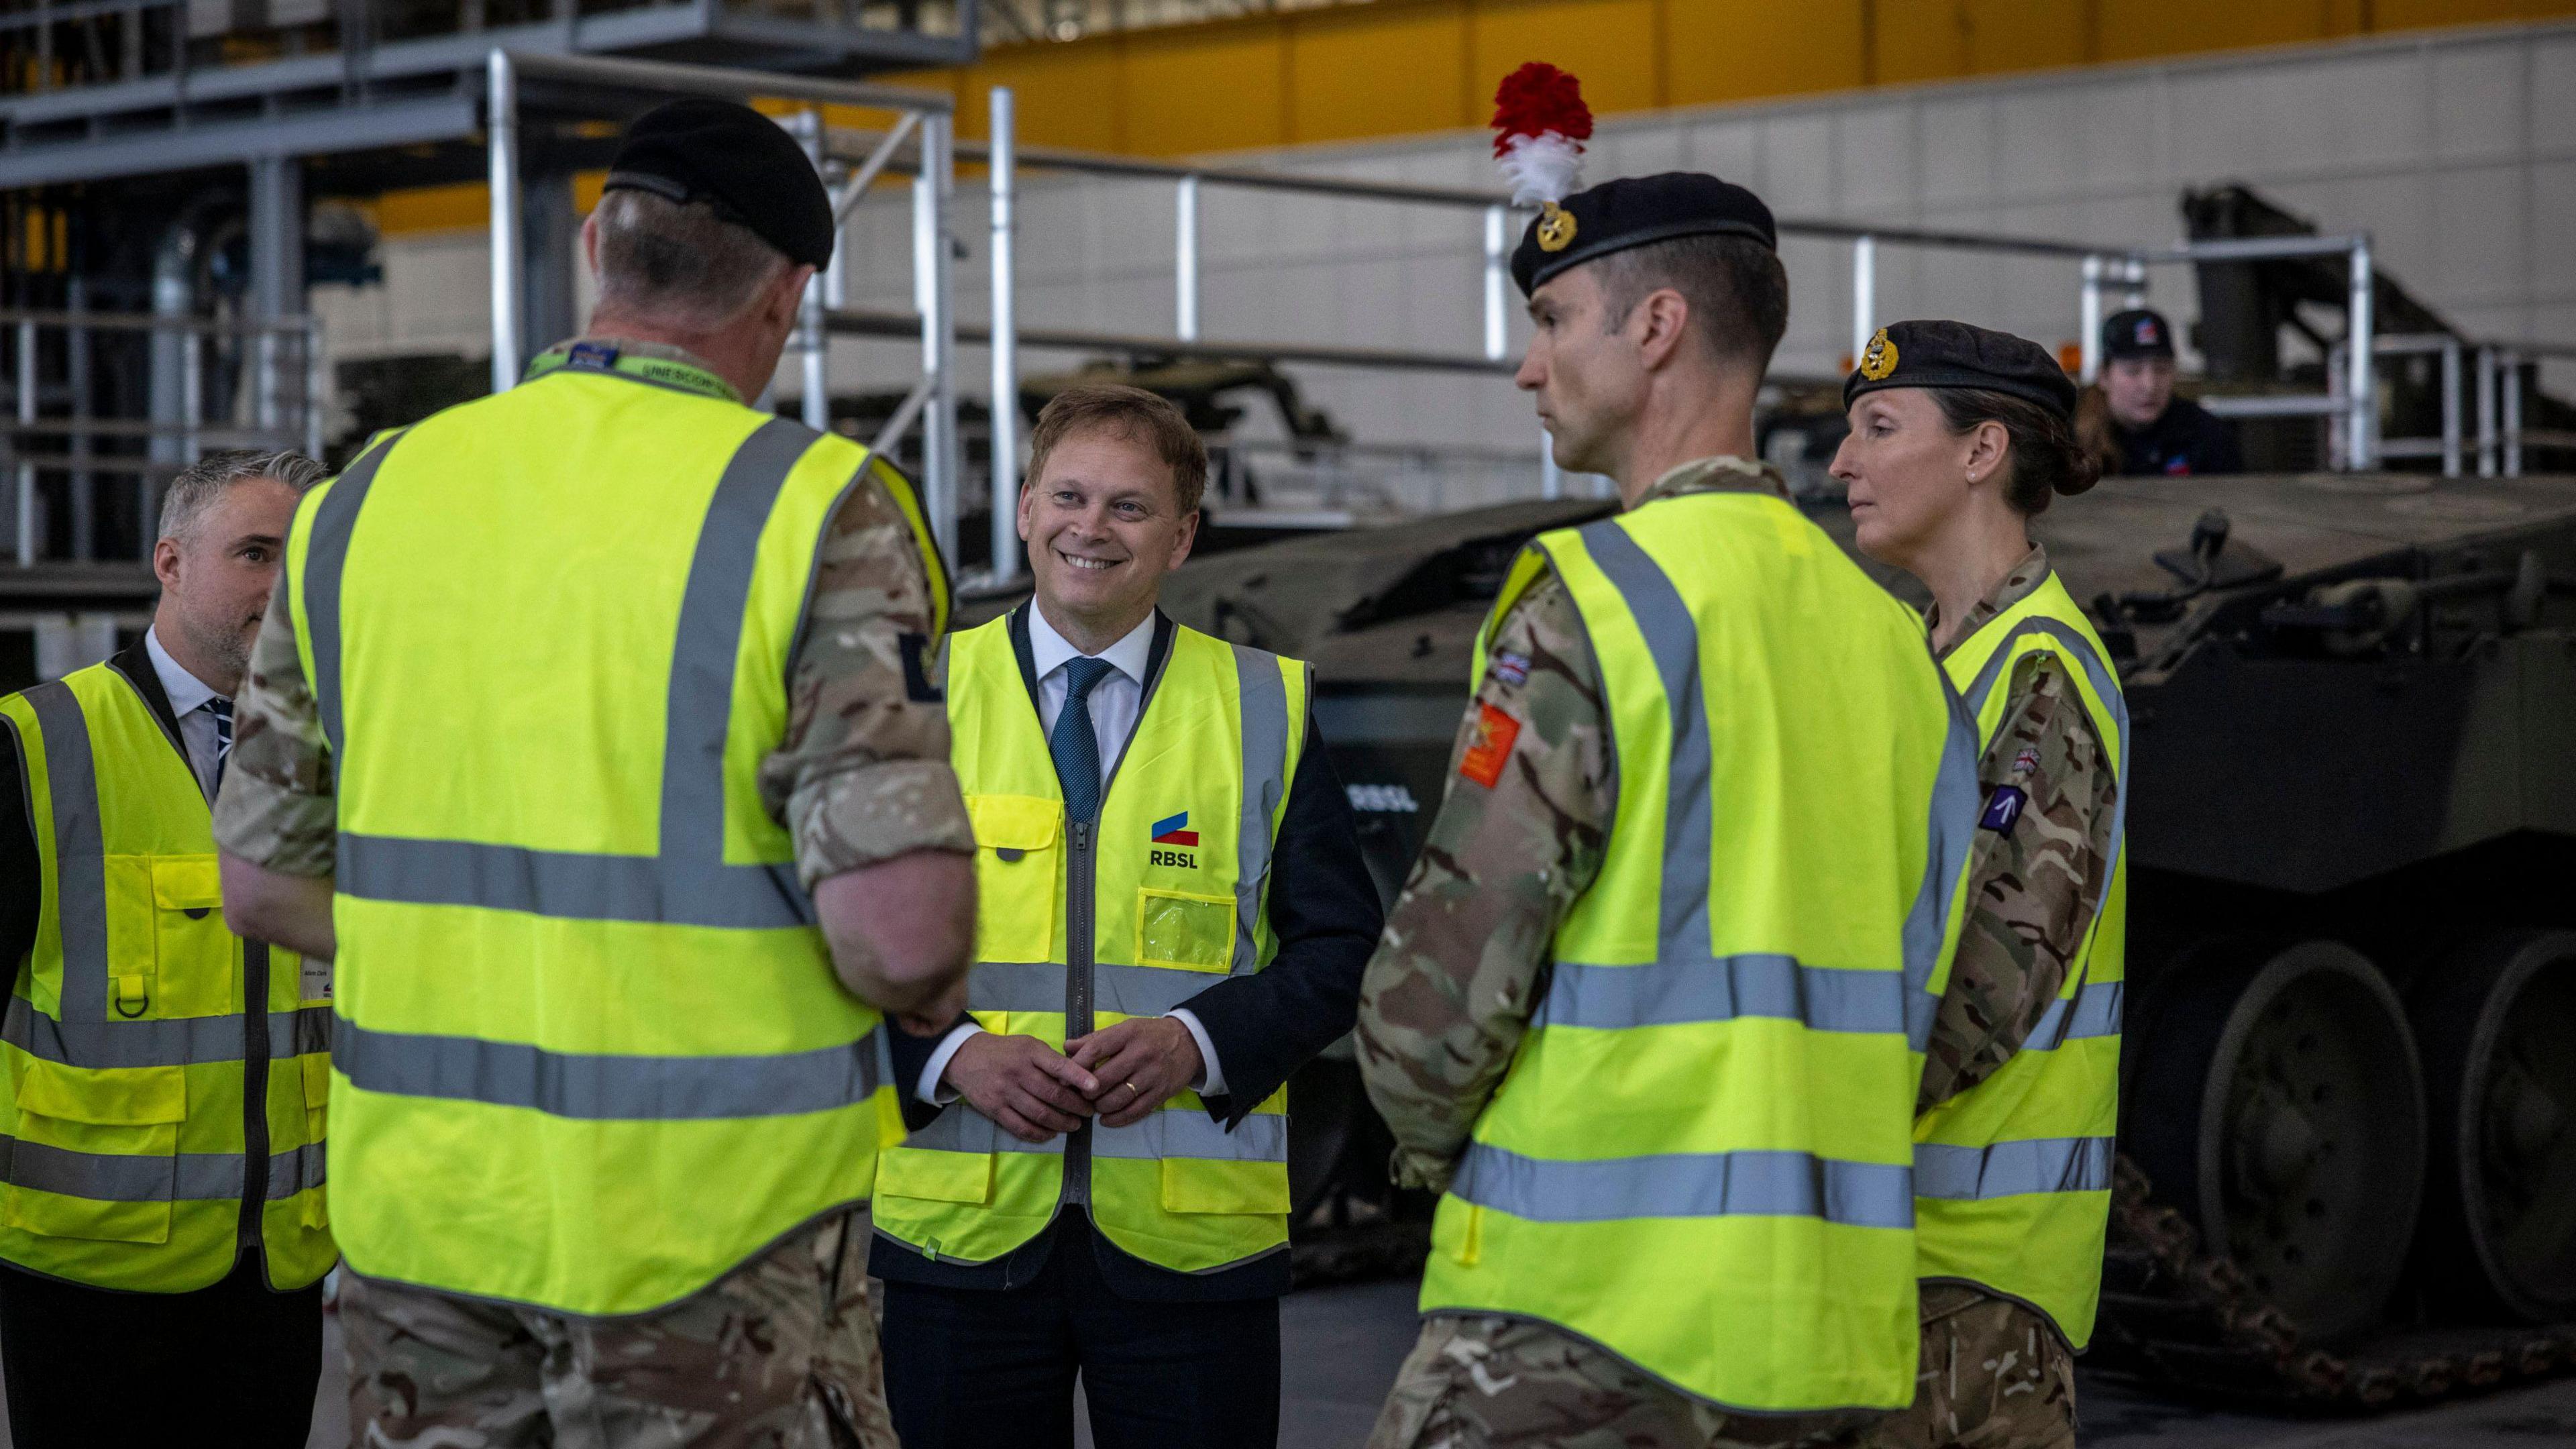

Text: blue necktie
xmin=1051 ymin=657 xmax=1115 ymax=823
xmin=206 ymin=697 xmax=233 ymax=791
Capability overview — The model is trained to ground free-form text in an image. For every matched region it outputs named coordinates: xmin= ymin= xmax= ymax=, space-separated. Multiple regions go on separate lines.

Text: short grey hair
xmin=593 ymin=188 xmax=792 ymax=331
xmin=159 ymin=449 xmax=324 ymax=543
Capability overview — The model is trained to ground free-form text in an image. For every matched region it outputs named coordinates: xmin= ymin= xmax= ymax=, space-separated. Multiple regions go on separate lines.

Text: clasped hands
xmin=943 ymin=1018 xmax=1203 ymax=1144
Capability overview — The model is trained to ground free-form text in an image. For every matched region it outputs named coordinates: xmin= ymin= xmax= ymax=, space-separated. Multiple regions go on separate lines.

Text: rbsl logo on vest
xmin=1150 ymin=811 xmax=1199 ymax=867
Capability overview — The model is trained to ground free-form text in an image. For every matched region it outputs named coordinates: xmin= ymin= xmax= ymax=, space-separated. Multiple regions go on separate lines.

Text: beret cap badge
xmin=1859 ymin=328 xmax=1899 ymax=382
xmin=1536 ymin=201 xmax=1577 ymax=253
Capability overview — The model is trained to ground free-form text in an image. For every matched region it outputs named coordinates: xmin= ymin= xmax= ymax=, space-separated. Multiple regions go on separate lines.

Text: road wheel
xmin=2127 ymin=938 xmax=2426 ymax=1345
xmin=2411 ymin=929 xmax=2576 ymax=1322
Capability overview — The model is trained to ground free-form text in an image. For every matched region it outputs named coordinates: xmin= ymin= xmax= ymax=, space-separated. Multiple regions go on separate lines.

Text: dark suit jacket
xmin=871 ymin=604 xmax=1383 ymax=1302
xmin=1 ymin=641 xmax=191 ymax=971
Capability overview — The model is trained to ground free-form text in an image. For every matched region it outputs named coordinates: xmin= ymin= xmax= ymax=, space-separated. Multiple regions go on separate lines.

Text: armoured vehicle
xmin=1158 ymin=465 xmax=2576 ymax=1407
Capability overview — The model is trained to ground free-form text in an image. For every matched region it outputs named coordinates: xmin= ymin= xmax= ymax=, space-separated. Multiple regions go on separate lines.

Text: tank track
xmin=2098 ymin=1153 xmax=2576 ymax=1409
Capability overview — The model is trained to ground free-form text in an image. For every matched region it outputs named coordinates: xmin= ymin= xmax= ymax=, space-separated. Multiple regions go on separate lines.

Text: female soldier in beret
xmin=1831 ymin=319 xmax=2131 ymax=1449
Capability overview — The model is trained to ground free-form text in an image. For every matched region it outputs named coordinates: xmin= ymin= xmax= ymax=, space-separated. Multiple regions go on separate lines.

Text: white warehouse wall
xmin=322 ymin=19 xmax=2576 ymax=464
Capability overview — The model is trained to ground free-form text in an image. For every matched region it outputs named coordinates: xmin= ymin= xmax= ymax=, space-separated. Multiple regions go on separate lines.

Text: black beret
xmin=602 ymin=99 xmax=834 ymax=269
xmin=1843 ymin=319 xmax=2078 ymax=419
xmin=1512 ymin=172 xmax=1776 ymax=297
xmin=2103 ymin=307 xmax=2176 ymax=360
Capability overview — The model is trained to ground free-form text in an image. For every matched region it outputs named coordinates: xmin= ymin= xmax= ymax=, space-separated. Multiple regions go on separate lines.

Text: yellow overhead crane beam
xmin=366 ymin=0 xmax=2573 ymax=235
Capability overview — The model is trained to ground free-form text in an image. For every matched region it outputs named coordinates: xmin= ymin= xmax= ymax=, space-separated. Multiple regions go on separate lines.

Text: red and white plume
xmin=1490 ymin=62 xmax=1593 ymax=207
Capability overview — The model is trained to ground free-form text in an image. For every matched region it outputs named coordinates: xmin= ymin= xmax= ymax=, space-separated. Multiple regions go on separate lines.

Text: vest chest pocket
xmin=4 ymin=1058 xmax=186 ymax=1244
xmin=967 ymin=795 xmax=1062 ymax=963
xmin=129 ymin=855 xmax=234 ymax=1020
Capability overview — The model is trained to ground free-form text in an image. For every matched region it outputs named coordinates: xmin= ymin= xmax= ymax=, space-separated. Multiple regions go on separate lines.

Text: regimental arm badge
xmin=1859 ymin=327 xmax=1898 ymax=381
xmin=1536 ymin=200 xmax=1577 ymax=253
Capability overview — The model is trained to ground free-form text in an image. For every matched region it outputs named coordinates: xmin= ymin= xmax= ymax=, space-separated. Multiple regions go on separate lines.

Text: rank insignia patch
xmin=1458 ymin=704 xmax=1521 ymax=788
xmin=1979 ymin=784 xmax=2027 ymax=833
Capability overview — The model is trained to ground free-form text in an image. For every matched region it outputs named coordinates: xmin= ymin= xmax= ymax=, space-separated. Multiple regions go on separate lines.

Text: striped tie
xmin=207 ymin=696 xmax=233 ymax=791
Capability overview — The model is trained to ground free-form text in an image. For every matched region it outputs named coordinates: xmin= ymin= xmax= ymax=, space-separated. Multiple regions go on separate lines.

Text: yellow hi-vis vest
xmin=1915 ymin=570 xmax=2127 ymax=1349
xmin=290 ymin=358 xmax=946 ymax=1317
xmin=0 ymin=663 xmax=334 ymax=1291
xmin=1424 ymin=491 xmax=1982 ymax=1413
xmin=873 ymin=612 xmax=1309 ymax=1274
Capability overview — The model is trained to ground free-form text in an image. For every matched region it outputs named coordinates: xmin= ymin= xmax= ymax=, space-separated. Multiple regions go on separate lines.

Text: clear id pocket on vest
xmin=4 ymin=1059 xmax=186 ymax=1243
xmin=1136 ymin=889 xmax=1236 ymax=973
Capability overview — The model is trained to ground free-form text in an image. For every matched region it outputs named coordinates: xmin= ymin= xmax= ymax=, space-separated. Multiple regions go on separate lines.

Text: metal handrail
xmin=484 ymin=47 xmax=962 ymax=562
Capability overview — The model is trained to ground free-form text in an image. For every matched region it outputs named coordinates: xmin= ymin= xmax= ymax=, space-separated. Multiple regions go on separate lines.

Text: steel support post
xmin=306 ymin=319 xmax=327 ymax=461
xmin=1175 ymin=174 xmax=1200 ymax=343
xmin=2502 ymin=351 xmax=2523 ymax=477
xmin=914 ymin=113 xmax=959 ymax=563
xmin=988 ymin=87 xmax=1022 ymax=584
xmin=250 ymin=154 xmax=303 ymax=433
xmin=2475 ymin=345 xmax=2499 ymax=477
xmin=796 ymin=108 xmax=830 ymax=431
xmin=180 ymin=324 xmax=202 ymax=464
xmin=2439 ymin=337 xmax=2463 ymax=478
xmin=2078 ymin=255 xmax=2104 ymax=384
xmin=2345 ymin=237 xmax=2375 ymax=470
xmin=1483 ymin=205 xmax=1508 ymax=362
xmin=1850 ymin=235 xmax=1876 ymax=366
xmin=14 ymin=320 xmax=34 ymax=565
xmin=488 ymin=50 xmax=525 ymax=394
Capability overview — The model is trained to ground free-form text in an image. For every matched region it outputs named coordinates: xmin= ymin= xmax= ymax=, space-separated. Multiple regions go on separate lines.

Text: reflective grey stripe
xmin=21 ymin=682 xmax=105 ymax=1025
xmin=1229 ymin=647 xmax=1295 ymax=976
xmin=896 ymin=1106 xmax=1065 ymax=1155
xmin=1094 ymin=1109 xmax=1287 ymax=1163
xmin=303 ymin=432 xmax=400 ymax=763
xmin=1904 ymin=687 xmax=1983 ymax=1051
xmin=1957 ymin=615 xmax=2132 ymax=900
xmin=337 ymin=835 xmax=810 ymax=932
xmin=1539 ymin=955 xmax=1905 ymax=1034
xmin=896 ymin=1107 xmax=1285 ymax=1164
xmin=1914 ymin=1136 xmax=2113 ymax=1201
xmin=1451 ymin=1142 xmax=1913 ymax=1229
xmin=966 ymin=961 xmax=1218 ymax=1018
xmin=332 ymin=1017 xmax=891 ymax=1121
xmin=1576 ymin=524 xmax=1715 ymax=969
xmin=5 ymin=996 xmax=332 ymax=1069
xmin=0 ymin=1138 xmax=325 ymax=1203
xmin=2023 ymin=979 xmax=2124 ymax=1053
xmin=318 ymin=418 xmax=826 ymax=929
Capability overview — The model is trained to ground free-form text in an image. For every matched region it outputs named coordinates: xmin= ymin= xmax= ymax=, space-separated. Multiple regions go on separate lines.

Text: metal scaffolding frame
xmin=480 ymin=61 xmax=2565 ymax=593
xmin=2 ymin=307 xmax=323 ymax=567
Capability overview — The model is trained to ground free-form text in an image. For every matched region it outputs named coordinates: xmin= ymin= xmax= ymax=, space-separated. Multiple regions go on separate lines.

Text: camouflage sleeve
xmin=1355 ymin=570 xmax=1614 ymax=1193
xmin=1917 ymin=653 xmax=2118 ymax=1114
xmin=211 ymin=574 xmax=339 ymax=877
xmin=761 ymin=466 xmax=975 ymax=890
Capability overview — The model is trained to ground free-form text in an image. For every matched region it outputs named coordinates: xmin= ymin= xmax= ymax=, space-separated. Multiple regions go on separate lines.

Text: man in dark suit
xmin=0 ymin=449 xmax=333 ymax=1446
xmin=873 ymin=384 xmax=1383 ymax=1449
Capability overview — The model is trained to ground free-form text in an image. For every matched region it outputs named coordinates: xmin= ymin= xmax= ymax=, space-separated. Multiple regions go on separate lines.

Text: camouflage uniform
xmin=341 ymin=1214 xmax=893 ymax=1449
xmin=1360 ymin=457 xmax=1878 ymax=1449
xmin=1851 ymin=544 xmax=2113 ymax=1449
xmin=213 ymin=335 xmax=971 ymax=1448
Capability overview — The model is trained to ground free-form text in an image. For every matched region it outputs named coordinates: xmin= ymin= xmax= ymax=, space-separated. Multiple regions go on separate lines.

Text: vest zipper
xmin=238 ymin=941 xmax=272 ymax=1266
xmin=1063 ymin=817 xmax=1095 ymax=1207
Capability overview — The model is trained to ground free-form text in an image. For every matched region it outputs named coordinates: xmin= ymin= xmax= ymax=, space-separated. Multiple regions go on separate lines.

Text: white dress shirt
xmin=917 ymin=604 xmax=1230 ymax=1104
xmin=144 ymin=627 xmax=225 ymax=801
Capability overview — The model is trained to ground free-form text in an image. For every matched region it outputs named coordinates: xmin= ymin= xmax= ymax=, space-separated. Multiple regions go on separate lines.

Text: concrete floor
xmin=1 ymin=1277 xmax=2569 ymax=1446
